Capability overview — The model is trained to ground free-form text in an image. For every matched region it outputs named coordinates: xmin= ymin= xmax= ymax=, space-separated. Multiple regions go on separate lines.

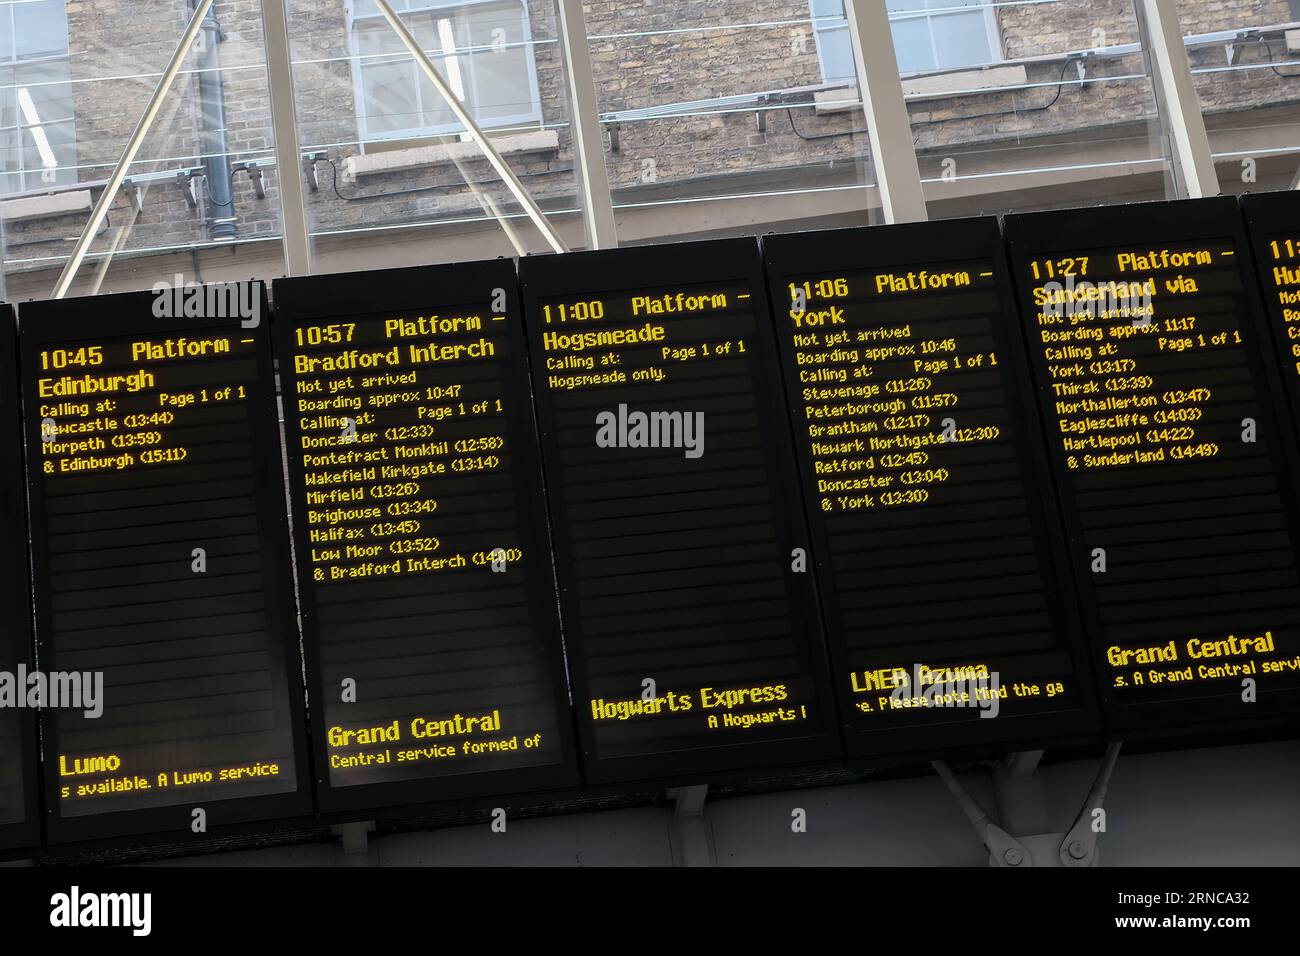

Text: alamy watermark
xmin=595 ymin=403 xmax=705 ymax=459
xmin=889 ymin=664 xmax=1002 ymax=719
xmin=1038 ymin=274 xmax=1155 ymax=326
xmin=151 ymin=275 xmax=260 ymax=328
xmin=0 ymin=665 xmax=103 ymax=718
xmin=50 ymin=886 xmax=151 ymax=936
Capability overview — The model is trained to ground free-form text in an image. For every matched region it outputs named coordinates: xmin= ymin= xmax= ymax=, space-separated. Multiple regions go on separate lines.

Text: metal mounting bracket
xmin=302 ymin=154 xmax=321 ymax=193
xmin=934 ymin=743 xmax=1122 ymax=867
xmin=1074 ymin=55 xmax=1091 ymax=90
xmin=667 ymin=784 xmax=716 ymax=867
xmin=122 ymin=183 xmax=145 ymax=215
xmin=331 ymin=820 xmax=377 ymax=867
xmin=234 ymin=164 xmax=266 ymax=200
xmin=177 ymin=172 xmax=198 ymax=209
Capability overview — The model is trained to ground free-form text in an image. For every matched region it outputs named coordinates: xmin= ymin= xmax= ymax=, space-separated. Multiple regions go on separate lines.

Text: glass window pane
xmin=357 ymin=11 xmax=472 ymax=138
xmin=0 ymin=75 xmax=15 ymax=129
xmin=2 ymin=1 xmax=287 ymax=298
xmin=21 ymin=128 xmax=52 ymax=187
xmin=13 ymin=0 xmax=69 ymax=59
xmin=415 ymin=59 xmax=459 ymax=129
xmin=411 ymin=10 xmax=442 ymax=50
xmin=15 ymin=70 xmax=73 ymax=189
xmin=287 ymin=0 xmax=580 ymax=272
xmin=897 ymin=0 xmax=1172 ymax=217
xmin=817 ymin=23 xmax=855 ymax=85
xmin=432 ymin=12 xmax=470 ymax=105
xmin=931 ymin=11 xmax=994 ymax=69
xmin=891 ymin=16 xmax=936 ymax=73
xmin=363 ymin=60 xmax=421 ymax=133
xmin=466 ymin=1 xmax=536 ymax=124
xmin=352 ymin=0 xmax=381 ymax=19
xmin=1176 ymin=0 xmax=1300 ymax=194
xmin=33 ymin=82 xmax=73 ymax=159
xmin=356 ymin=20 xmax=406 ymax=55
xmin=0 ymin=127 xmax=18 ymax=194
xmin=16 ymin=58 xmax=73 ymax=123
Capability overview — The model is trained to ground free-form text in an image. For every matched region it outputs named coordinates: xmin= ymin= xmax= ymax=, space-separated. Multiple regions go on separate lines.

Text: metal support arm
xmin=934 ymin=743 xmax=1123 ymax=868
xmin=1059 ymin=742 xmax=1122 ymax=867
xmin=933 ymin=760 xmax=1031 ymax=867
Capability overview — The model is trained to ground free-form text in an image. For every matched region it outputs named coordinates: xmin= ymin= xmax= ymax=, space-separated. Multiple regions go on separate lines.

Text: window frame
xmin=345 ymin=0 xmax=543 ymax=147
xmin=809 ymin=1 xmax=854 ymax=87
xmin=1 ymin=0 xmax=75 ymax=195
xmin=810 ymin=0 xmax=1004 ymax=85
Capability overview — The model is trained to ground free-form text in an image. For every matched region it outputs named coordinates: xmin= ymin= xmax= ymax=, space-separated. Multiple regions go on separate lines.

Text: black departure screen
xmin=763 ymin=220 xmax=1098 ymax=757
xmin=1242 ymin=191 xmax=1300 ymax=435
xmin=519 ymin=239 xmax=839 ymax=783
xmin=273 ymin=261 xmax=576 ymax=813
xmin=19 ymin=285 xmax=310 ymax=843
xmin=1005 ymin=198 xmax=1300 ymax=731
xmin=0 ymin=305 xmax=37 ymax=852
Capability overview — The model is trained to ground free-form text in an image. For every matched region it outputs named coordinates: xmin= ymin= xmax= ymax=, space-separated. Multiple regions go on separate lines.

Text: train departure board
xmin=519 ymin=239 xmax=840 ymax=783
xmin=0 ymin=305 xmax=38 ymax=852
xmin=1005 ymin=197 xmax=1300 ymax=732
xmin=273 ymin=261 xmax=576 ymax=814
xmin=762 ymin=220 xmax=1098 ymax=757
xmin=18 ymin=286 xmax=310 ymax=844
xmin=1242 ymin=191 xmax=1300 ymax=439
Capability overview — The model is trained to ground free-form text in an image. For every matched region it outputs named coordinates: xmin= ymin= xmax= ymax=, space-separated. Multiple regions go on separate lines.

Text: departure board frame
xmin=272 ymin=260 xmax=580 ymax=817
xmin=1004 ymin=197 xmax=1300 ymax=735
xmin=761 ymin=219 xmax=1101 ymax=760
xmin=518 ymin=238 xmax=842 ymax=786
xmin=0 ymin=305 xmax=39 ymax=854
xmin=1241 ymin=191 xmax=1300 ymax=442
xmin=18 ymin=287 xmax=313 ymax=845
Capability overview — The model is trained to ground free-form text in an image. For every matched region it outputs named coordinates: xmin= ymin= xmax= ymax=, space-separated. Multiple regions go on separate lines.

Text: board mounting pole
xmin=667 ymin=785 xmax=716 ymax=867
xmin=843 ymin=0 xmax=927 ymax=224
xmin=1138 ymin=0 xmax=1218 ymax=199
xmin=262 ymin=0 xmax=314 ymax=276
xmin=556 ymin=0 xmax=617 ymax=250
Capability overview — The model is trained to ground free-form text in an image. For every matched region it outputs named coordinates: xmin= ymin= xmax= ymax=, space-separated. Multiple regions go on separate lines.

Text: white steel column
xmin=1140 ymin=0 xmax=1218 ymax=198
xmin=843 ymin=0 xmax=927 ymax=223
xmin=262 ymin=0 xmax=314 ymax=275
xmin=556 ymin=0 xmax=617 ymax=249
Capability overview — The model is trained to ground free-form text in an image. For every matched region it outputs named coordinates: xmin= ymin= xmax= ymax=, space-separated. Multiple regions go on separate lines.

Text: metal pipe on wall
xmin=194 ymin=0 xmax=236 ymax=240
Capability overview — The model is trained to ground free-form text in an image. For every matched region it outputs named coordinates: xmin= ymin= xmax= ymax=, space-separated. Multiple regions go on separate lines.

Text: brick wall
xmin=583 ymin=0 xmax=870 ymax=198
